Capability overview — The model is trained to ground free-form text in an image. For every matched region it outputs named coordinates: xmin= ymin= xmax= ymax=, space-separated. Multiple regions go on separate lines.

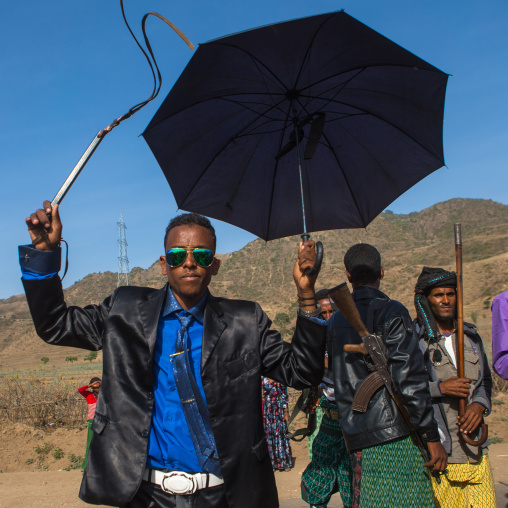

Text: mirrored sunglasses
xmin=165 ymin=248 xmax=214 ymax=268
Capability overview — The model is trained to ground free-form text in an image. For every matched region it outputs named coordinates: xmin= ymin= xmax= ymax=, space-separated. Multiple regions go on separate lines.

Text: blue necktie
xmin=173 ymin=311 xmax=221 ymax=476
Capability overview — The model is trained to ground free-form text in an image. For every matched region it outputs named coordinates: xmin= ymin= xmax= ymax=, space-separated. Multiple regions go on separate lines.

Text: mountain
xmin=1 ymin=198 xmax=507 ymax=367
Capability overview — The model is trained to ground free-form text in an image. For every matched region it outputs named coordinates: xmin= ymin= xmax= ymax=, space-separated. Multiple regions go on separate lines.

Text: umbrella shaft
xmin=294 ymin=122 xmax=307 ymax=234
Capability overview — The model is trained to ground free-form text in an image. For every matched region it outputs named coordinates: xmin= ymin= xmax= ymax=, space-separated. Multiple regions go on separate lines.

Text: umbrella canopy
xmin=143 ymin=10 xmax=448 ymax=241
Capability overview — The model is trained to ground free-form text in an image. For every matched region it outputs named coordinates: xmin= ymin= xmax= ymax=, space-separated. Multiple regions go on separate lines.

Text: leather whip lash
xmin=50 ymin=0 xmax=194 ymax=210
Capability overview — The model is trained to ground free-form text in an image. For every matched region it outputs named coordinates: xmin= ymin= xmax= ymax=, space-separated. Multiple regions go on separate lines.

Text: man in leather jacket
xmin=20 ymin=201 xmax=327 ymax=508
xmin=328 ymin=244 xmax=447 ymax=508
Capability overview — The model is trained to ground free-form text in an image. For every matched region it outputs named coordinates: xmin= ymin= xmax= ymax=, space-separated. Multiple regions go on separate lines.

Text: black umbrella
xmin=143 ymin=10 xmax=448 ymax=242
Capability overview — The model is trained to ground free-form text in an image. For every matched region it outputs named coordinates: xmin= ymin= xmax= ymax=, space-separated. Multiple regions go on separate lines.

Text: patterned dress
xmin=262 ymin=377 xmax=293 ymax=470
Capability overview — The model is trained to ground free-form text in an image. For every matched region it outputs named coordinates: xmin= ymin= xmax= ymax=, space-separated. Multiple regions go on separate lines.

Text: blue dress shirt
xmin=146 ymin=289 xmax=211 ymax=472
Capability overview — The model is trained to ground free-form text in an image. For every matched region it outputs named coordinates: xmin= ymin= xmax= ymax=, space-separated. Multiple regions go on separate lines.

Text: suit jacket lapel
xmin=139 ymin=284 xmax=167 ymax=358
xmin=202 ymin=293 xmax=227 ymax=369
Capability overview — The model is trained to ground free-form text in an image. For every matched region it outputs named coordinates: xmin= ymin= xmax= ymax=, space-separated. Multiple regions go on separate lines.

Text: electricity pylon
xmin=117 ymin=211 xmax=129 ymax=287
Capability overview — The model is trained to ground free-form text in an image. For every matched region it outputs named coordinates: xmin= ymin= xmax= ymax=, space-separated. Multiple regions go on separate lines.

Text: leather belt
xmin=323 ymin=407 xmax=339 ymax=420
xmin=143 ymin=468 xmax=224 ymax=495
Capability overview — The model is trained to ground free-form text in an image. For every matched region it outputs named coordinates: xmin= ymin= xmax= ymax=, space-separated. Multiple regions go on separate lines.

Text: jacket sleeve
xmin=384 ymin=304 xmax=440 ymax=442
xmin=22 ymin=275 xmax=116 ymax=351
xmin=258 ymin=304 xmax=327 ymax=389
xmin=471 ymin=332 xmax=492 ymax=415
xmin=492 ymin=294 xmax=508 ymax=379
xmin=78 ymin=385 xmax=89 ymax=398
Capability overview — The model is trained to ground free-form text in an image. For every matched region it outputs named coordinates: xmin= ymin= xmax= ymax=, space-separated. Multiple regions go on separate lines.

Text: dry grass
xmin=1 ymin=365 xmax=101 ymax=428
xmin=492 ymin=372 xmax=508 ymax=394
xmin=2 ymin=365 xmax=507 ymax=431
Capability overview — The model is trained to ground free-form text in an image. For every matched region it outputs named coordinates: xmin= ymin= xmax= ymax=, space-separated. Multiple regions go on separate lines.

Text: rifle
xmin=285 ymin=386 xmax=319 ymax=441
xmin=454 ymin=223 xmax=488 ymax=447
xmin=328 ymin=283 xmax=437 ymax=472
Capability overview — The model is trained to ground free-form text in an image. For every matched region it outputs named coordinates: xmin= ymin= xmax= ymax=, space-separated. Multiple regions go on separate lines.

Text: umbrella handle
xmin=300 ymin=234 xmax=323 ymax=276
xmin=461 ymin=423 xmax=488 ymax=447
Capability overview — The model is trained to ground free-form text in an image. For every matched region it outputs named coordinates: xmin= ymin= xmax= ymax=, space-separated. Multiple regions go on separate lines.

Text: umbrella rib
xmin=298 ymin=68 xmax=366 ymax=113
xmin=324 ymin=95 xmax=444 ymax=161
xmin=211 ymin=41 xmax=288 ymax=92
xmin=301 ymin=64 xmax=444 ymax=94
xmin=265 ymin=103 xmax=295 ymax=240
xmin=322 ymin=131 xmax=368 ymax=227
xmin=294 ymin=64 xmax=445 ymax=162
xmin=218 ymin=96 xmax=291 ymax=123
xmin=294 ymin=96 xmax=367 ymax=226
xmin=293 ymin=13 xmax=338 ymax=91
xmin=176 ymin=99 xmax=289 ymax=221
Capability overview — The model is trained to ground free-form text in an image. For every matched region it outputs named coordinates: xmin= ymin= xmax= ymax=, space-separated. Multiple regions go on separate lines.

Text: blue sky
xmin=1 ymin=0 xmax=507 ymax=299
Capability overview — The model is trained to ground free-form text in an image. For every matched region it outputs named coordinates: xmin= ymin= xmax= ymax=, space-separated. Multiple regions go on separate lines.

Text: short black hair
xmin=343 ymin=243 xmax=382 ymax=285
xmin=164 ymin=213 xmax=217 ymax=251
xmin=314 ymin=288 xmax=338 ymax=311
xmin=315 ymin=288 xmax=331 ymax=301
xmin=89 ymin=377 xmax=101 ymax=384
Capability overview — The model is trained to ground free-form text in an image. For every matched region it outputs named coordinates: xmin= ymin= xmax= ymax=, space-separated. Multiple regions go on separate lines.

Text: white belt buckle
xmin=161 ymin=472 xmax=198 ymax=495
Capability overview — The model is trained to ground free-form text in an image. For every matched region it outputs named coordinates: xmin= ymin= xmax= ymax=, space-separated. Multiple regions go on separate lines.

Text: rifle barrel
xmin=454 ymin=223 xmax=466 ymax=417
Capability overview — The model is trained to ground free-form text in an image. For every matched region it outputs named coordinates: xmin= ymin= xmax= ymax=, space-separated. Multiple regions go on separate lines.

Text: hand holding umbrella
xmin=293 ymin=240 xmax=320 ymax=307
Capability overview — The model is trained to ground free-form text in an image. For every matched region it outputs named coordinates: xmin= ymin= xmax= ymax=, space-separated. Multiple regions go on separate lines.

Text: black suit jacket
xmin=23 ymin=276 xmax=326 ymax=507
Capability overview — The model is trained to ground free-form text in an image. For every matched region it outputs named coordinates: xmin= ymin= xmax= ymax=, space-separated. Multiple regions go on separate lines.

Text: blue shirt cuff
xmin=306 ymin=315 xmax=328 ymax=325
xmin=19 ymin=245 xmax=61 ymax=279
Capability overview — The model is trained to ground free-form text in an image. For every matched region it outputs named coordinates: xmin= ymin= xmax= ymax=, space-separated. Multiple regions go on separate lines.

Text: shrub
xmin=35 ymin=443 xmax=53 ymax=456
xmin=65 ymin=357 xmax=78 ymax=363
xmin=41 ymin=357 xmax=49 ymax=365
xmin=274 ymin=313 xmax=290 ymax=326
xmin=64 ymin=454 xmax=83 ymax=471
xmin=84 ymin=351 xmax=97 ymax=362
xmin=53 ymin=447 xmax=64 ymax=460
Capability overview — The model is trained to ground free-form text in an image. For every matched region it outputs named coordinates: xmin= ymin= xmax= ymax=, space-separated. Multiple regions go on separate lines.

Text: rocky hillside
xmin=1 ymin=198 xmax=507 ymax=367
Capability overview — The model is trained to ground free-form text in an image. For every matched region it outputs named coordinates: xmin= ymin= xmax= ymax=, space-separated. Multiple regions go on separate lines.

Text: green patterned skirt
xmin=302 ymin=398 xmax=352 ymax=508
xmin=352 ymin=435 xmax=435 ymax=508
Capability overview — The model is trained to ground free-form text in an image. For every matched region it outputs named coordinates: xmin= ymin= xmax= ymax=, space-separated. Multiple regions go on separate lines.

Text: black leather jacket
xmin=328 ymin=286 xmax=439 ymax=452
xmin=22 ymin=276 xmax=326 ymax=507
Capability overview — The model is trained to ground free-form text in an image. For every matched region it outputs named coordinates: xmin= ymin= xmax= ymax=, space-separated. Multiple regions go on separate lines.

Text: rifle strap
xmin=285 ymin=388 xmax=318 ymax=441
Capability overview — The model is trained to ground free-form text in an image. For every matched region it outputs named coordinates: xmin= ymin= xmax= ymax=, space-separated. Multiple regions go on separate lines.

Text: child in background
xmin=78 ymin=376 xmax=101 ymax=469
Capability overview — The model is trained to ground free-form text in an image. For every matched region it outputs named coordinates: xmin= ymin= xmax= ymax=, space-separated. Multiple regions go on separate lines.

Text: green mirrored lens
xmin=193 ymin=248 xmax=214 ymax=267
xmin=166 ymin=248 xmax=213 ymax=267
xmin=166 ymin=248 xmax=187 ymax=267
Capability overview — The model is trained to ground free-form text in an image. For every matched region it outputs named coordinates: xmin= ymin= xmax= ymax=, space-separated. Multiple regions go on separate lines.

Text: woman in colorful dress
xmin=262 ymin=376 xmax=293 ymax=471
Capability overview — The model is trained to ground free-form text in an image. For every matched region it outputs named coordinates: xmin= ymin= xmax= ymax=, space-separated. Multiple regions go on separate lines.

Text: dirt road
xmin=2 ymin=443 xmax=508 ymax=507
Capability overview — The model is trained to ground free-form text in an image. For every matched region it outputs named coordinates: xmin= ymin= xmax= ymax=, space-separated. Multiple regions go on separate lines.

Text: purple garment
xmin=492 ymin=290 xmax=508 ymax=380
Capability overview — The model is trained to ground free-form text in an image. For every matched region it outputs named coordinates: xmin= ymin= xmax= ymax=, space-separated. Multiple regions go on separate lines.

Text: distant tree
xmin=41 ymin=357 xmax=49 ymax=364
xmin=65 ymin=356 xmax=78 ymax=363
xmin=84 ymin=351 xmax=98 ymax=362
xmin=470 ymin=311 xmax=479 ymax=324
xmin=274 ymin=313 xmax=290 ymax=327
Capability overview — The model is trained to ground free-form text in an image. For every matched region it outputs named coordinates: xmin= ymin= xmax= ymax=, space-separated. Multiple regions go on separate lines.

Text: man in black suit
xmin=21 ymin=201 xmax=327 ymax=508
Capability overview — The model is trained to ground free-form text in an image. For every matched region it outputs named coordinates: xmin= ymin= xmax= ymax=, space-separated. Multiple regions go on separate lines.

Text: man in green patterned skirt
xmin=327 ymin=244 xmax=448 ymax=507
xmin=301 ymin=289 xmax=352 ymax=508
